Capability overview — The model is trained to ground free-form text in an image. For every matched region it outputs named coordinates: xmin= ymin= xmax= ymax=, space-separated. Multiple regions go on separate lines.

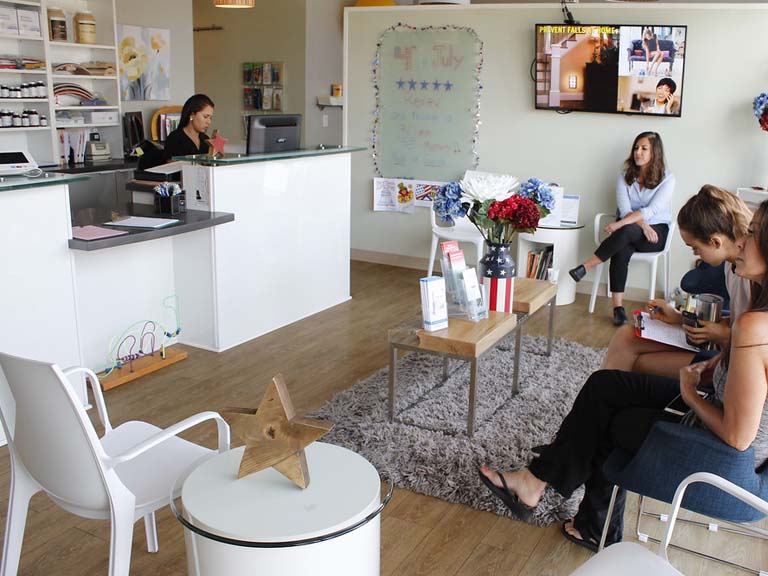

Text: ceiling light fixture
xmin=214 ymin=0 xmax=255 ymax=7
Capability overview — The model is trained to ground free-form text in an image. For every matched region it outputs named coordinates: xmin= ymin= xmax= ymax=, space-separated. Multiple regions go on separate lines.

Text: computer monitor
xmin=246 ymin=114 xmax=302 ymax=155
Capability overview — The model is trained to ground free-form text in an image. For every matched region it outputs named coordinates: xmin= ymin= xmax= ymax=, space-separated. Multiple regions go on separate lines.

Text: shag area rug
xmin=310 ymin=335 xmax=605 ymax=526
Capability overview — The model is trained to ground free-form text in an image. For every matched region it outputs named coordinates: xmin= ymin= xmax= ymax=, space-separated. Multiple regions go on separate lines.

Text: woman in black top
xmin=163 ymin=94 xmax=214 ymax=162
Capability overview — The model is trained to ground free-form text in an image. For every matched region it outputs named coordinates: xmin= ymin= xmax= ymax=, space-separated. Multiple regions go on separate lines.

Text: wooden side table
xmin=174 ymin=443 xmax=388 ymax=576
xmin=388 ymin=279 xmax=557 ymax=437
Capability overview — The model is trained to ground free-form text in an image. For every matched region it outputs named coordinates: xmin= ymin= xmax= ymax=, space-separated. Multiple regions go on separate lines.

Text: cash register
xmin=84 ymin=141 xmax=111 ymax=163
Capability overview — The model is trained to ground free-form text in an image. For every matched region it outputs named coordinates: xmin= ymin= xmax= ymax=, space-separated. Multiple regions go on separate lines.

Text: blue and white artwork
xmin=118 ymin=25 xmax=171 ymax=101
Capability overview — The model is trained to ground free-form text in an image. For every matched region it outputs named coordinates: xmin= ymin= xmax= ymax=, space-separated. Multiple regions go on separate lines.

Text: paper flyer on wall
xmin=373 ymin=177 xmax=445 ymax=212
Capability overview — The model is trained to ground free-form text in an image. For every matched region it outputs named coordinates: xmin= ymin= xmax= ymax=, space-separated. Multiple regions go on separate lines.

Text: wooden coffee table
xmin=387 ymin=278 xmax=557 ymax=437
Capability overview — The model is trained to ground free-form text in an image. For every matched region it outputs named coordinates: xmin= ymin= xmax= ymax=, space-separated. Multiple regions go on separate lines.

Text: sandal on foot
xmin=560 ymin=521 xmax=599 ymax=553
xmin=478 ymin=469 xmax=535 ymax=522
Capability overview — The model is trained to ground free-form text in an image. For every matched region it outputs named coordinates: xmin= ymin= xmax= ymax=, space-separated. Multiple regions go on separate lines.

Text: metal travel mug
xmin=696 ymin=293 xmax=724 ymax=351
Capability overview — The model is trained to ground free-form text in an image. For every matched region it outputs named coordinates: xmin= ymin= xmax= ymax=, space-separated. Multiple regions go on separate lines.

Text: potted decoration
xmin=433 ymin=173 xmax=553 ymax=312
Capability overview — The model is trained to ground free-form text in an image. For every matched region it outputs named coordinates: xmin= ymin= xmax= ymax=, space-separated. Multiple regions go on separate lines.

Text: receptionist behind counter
xmin=162 ymin=93 xmax=215 ymax=162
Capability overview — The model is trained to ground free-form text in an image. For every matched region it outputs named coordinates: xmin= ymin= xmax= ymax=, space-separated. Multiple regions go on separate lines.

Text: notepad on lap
xmin=72 ymin=225 xmax=130 ymax=240
xmin=103 ymin=216 xmax=179 ymax=229
xmin=633 ymin=311 xmax=698 ymax=352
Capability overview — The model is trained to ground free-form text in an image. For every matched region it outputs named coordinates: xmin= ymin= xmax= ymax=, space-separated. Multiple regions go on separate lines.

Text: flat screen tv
xmin=535 ymin=24 xmax=687 ymax=117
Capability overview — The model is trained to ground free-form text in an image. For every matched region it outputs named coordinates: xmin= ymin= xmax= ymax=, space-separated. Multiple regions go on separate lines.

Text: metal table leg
xmin=547 ymin=296 xmax=555 ymax=356
xmin=388 ymin=344 xmax=397 ymax=421
xmin=467 ymin=358 xmax=477 ymax=437
xmin=512 ymin=325 xmax=522 ymax=394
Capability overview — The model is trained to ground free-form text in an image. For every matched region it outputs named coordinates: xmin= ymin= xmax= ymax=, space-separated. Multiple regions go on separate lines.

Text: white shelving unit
xmin=0 ymin=0 xmax=120 ymax=166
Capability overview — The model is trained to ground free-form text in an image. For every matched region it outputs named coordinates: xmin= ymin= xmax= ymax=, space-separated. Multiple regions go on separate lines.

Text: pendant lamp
xmin=214 ymin=0 xmax=255 ymax=7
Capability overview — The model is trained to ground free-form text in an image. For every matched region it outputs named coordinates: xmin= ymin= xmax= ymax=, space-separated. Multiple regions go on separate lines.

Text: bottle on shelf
xmin=74 ymin=11 xmax=96 ymax=44
xmin=48 ymin=7 xmax=67 ymax=42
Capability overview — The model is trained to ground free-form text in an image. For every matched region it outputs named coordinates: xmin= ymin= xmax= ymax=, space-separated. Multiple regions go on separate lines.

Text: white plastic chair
xmin=427 ymin=208 xmax=485 ymax=277
xmin=571 ymin=472 xmax=768 ymax=575
xmin=588 ymin=213 xmax=676 ymax=313
xmin=0 ymin=352 xmax=230 ymax=576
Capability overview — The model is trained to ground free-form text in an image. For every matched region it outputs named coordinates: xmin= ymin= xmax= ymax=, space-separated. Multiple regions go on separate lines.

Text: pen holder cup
xmin=155 ymin=192 xmax=185 ymax=215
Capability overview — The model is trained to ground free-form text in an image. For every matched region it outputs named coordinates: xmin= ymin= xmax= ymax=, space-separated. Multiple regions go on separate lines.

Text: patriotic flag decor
xmin=480 ymin=243 xmax=516 ymax=313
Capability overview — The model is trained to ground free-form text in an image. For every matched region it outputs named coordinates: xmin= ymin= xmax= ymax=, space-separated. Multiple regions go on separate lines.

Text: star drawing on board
xmin=396 ymin=79 xmax=405 ymax=89
xmin=221 ymin=374 xmax=334 ymax=488
xmin=432 ymin=80 xmax=441 ymax=91
xmin=408 ymin=79 xmax=417 ymax=90
xmin=420 ymin=80 xmax=429 ymax=90
xmin=444 ymin=80 xmax=453 ymax=91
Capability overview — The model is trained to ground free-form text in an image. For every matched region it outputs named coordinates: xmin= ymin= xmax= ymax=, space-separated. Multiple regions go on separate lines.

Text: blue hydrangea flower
xmin=433 ymin=181 xmax=468 ymax=224
xmin=754 ymin=92 xmax=768 ymax=118
xmin=537 ymin=186 xmax=555 ymax=211
xmin=518 ymin=178 xmax=555 ymax=211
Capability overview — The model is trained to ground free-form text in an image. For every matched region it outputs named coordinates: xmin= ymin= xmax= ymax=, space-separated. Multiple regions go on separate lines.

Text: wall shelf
xmin=0 ymin=97 xmax=49 ymax=102
xmin=55 ymin=105 xmax=118 ymax=111
xmin=0 ymin=126 xmax=49 ymax=132
xmin=49 ymin=41 xmax=115 ymax=50
xmin=56 ymin=122 xmax=120 ymax=129
xmin=0 ymin=32 xmax=43 ymax=41
xmin=0 ymin=68 xmax=46 ymax=75
xmin=0 ymin=0 xmax=121 ymax=166
xmin=51 ymin=74 xmax=117 ymax=80
xmin=317 ymin=95 xmax=343 ymax=109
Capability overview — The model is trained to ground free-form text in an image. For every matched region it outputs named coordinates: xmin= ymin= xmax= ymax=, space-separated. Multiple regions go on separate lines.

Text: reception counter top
xmin=0 ymin=172 xmax=89 ymax=192
xmin=68 ymin=209 xmax=235 ymax=251
xmin=173 ymin=146 xmax=366 ymax=166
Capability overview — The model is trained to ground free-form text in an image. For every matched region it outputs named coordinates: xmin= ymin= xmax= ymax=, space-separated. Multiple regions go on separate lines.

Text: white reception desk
xmin=174 ymin=147 xmax=364 ymax=352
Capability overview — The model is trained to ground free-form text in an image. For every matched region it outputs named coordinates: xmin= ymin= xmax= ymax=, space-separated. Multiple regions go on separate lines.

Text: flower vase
xmin=480 ymin=241 xmax=515 ymax=313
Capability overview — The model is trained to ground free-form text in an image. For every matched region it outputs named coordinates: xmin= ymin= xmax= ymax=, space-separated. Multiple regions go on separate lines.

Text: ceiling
xmin=401 ymin=1 xmax=766 ymax=4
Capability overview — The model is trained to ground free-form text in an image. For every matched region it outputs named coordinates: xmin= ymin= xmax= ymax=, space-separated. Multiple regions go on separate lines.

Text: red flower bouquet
xmin=481 ymin=195 xmax=541 ymax=243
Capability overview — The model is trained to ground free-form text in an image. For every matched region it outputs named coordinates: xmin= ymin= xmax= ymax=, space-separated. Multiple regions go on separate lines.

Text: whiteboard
xmin=375 ymin=25 xmax=482 ymax=181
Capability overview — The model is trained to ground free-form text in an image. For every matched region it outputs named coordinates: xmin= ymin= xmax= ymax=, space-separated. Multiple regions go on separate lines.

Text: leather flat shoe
xmin=613 ymin=306 xmax=628 ymax=326
xmin=569 ymin=265 xmax=586 ymax=282
xmin=478 ymin=469 xmax=535 ymax=522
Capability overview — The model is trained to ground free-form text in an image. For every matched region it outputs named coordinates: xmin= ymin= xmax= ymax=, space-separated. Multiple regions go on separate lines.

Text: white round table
xmin=175 ymin=442 xmax=386 ymax=576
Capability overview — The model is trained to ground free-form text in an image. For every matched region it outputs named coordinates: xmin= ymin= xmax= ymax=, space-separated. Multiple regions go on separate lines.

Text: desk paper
xmin=103 ymin=216 xmax=179 ymax=229
xmin=636 ymin=311 xmax=698 ymax=352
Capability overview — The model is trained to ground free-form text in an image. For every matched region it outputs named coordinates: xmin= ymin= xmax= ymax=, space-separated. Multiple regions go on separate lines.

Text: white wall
xmin=193 ymin=0 xmax=306 ymax=146
xmin=345 ymin=4 xmax=768 ymax=294
xmin=304 ymin=0 xmax=356 ymax=147
xmin=116 ymin=0 xmax=195 ymax=136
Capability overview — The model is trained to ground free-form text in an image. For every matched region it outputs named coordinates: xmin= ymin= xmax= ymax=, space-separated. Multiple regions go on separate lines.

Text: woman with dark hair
xmin=600 ymin=185 xmax=752 ymax=378
xmin=642 ymin=27 xmax=664 ymax=76
xmin=480 ymin=200 xmax=768 ymax=552
xmin=163 ymin=93 xmax=215 ymax=161
xmin=569 ymin=132 xmax=675 ymax=325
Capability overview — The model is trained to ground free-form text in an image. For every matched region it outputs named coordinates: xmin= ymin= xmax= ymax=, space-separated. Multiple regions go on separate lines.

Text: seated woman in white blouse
xmin=569 ymin=131 xmax=675 ymax=326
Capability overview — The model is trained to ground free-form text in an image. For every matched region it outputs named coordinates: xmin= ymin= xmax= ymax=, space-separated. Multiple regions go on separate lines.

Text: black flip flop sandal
xmin=478 ymin=469 xmax=535 ymax=522
xmin=560 ymin=520 xmax=599 ymax=553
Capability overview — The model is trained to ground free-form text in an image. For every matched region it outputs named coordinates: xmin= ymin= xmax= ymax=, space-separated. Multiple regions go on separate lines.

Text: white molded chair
xmin=427 ymin=208 xmax=485 ymax=277
xmin=588 ymin=213 xmax=676 ymax=313
xmin=571 ymin=472 xmax=768 ymax=575
xmin=0 ymin=352 xmax=230 ymax=576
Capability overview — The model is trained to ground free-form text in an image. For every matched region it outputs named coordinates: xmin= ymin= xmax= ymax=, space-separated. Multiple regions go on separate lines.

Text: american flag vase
xmin=480 ymin=242 xmax=515 ymax=313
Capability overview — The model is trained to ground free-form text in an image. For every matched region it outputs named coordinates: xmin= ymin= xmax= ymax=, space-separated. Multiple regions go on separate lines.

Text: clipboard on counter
xmin=633 ymin=310 xmax=699 ymax=352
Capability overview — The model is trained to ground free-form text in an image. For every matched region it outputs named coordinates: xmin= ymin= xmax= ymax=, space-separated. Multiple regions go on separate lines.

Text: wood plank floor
xmin=1 ymin=261 xmax=765 ymax=575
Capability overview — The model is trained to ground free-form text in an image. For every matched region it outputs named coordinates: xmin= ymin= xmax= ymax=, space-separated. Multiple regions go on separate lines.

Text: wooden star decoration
xmin=221 ymin=374 xmax=334 ymax=488
xmin=207 ymin=129 xmax=228 ymax=157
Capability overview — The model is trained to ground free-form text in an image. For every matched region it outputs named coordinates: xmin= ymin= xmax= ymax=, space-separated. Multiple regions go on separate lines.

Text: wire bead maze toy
xmin=103 ymin=295 xmax=182 ymax=377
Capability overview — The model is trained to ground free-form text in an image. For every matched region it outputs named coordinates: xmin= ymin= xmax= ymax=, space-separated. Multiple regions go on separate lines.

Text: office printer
xmin=84 ymin=141 xmax=111 ymax=163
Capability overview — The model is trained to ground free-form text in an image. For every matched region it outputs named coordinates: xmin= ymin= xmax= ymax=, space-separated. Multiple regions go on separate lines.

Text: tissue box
xmin=16 ymin=9 xmax=40 ymax=36
xmin=0 ymin=7 xmax=18 ymax=34
xmin=91 ymin=110 xmax=119 ymax=124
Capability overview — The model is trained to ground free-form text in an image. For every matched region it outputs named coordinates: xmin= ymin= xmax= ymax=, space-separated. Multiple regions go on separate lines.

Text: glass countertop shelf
xmin=173 ymin=146 xmax=366 ymax=166
xmin=0 ymin=172 xmax=90 ymax=193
